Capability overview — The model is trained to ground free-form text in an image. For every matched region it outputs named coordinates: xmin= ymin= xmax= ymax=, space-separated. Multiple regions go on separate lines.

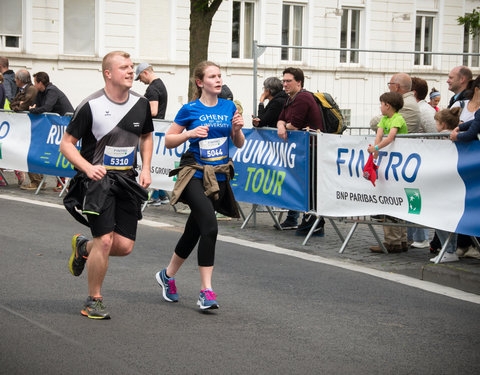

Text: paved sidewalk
xmin=2 ymin=172 xmax=479 ymax=295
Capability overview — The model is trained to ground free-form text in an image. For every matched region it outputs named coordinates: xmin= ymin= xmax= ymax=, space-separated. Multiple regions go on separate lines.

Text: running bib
xmin=199 ymin=137 xmax=228 ymax=161
xmin=103 ymin=146 xmax=135 ymax=170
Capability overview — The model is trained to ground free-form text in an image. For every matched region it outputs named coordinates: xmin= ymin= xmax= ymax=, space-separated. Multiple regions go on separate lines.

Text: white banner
xmin=316 ymin=134 xmax=476 ymax=235
xmin=0 ymin=112 xmax=31 ymax=172
xmin=136 ymin=120 xmax=186 ymax=191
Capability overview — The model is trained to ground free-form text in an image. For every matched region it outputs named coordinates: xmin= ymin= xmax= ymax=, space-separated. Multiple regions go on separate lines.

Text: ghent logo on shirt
xmin=105 ymin=110 xmax=111 ymax=117
xmin=133 ymin=122 xmax=140 ymax=127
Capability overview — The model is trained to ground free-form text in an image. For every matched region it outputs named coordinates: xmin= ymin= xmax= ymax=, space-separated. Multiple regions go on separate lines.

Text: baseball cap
xmin=134 ymin=62 xmax=151 ymax=80
xmin=219 ymin=84 xmax=233 ymax=100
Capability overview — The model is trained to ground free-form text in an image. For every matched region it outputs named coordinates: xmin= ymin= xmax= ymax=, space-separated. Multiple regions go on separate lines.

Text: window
xmin=64 ymin=0 xmax=96 ymax=55
xmin=281 ymin=3 xmax=304 ymax=61
xmin=232 ymin=1 xmax=255 ymax=59
xmin=414 ymin=14 xmax=434 ymax=66
xmin=0 ymin=0 xmax=22 ymax=50
xmin=340 ymin=8 xmax=360 ymax=63
xmin=463 ymin=20 xmax=480 ymax=67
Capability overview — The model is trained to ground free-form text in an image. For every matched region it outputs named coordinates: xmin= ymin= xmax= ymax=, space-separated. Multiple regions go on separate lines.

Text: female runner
xmin=155 ymin=61 xmax=244 ymax=309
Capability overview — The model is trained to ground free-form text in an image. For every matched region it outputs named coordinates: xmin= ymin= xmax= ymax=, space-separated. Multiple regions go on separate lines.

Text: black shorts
xmin=87 ymin=190 xmax=140 ymax=240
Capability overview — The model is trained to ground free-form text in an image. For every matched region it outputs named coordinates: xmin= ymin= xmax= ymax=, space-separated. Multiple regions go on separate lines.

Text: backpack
xmin=311 ymin=92 xmax=346 ymax=134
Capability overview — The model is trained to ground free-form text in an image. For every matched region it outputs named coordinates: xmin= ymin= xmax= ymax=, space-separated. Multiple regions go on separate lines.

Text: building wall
xmin=1 ymin=0 xmax=478 ymax=124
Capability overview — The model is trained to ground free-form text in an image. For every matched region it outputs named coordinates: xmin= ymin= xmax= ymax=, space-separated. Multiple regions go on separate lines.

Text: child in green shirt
xmin=368 ymin=92 xmax=407 ymax=156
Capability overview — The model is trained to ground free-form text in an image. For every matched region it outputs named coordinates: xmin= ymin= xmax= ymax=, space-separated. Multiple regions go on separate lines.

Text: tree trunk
xmin=188 ymin=0 xmax=223 ymax=101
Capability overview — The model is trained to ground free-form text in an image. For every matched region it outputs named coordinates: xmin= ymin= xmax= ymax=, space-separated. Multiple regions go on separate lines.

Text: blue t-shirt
xmin=174 ymin=98 xmax=237 ymax=181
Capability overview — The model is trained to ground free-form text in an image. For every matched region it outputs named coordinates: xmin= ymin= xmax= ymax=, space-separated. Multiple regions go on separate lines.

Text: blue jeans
xmin=151 ymin=189 xmax=167 ymax=199
xmin=436 ymin=230 xmax=457 ymax=254
xmin=407 ymin=227 xmax=429 ymax=242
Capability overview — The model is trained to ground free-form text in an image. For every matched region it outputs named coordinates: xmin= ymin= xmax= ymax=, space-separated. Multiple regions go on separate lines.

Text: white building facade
xmin=1 ymin=0 xmax=479 ymax=125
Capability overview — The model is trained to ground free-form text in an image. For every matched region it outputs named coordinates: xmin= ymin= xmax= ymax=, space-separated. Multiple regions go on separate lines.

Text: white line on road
xmin=0 ymin=304 xmax=82 ymax=346
xmin=3 ymin=194 xmax=479 ymax=305
xmin=218 ymin=235 xmax=480 ymax=305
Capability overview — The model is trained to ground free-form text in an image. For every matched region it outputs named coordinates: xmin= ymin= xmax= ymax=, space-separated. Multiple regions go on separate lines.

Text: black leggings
xmin=174 ymin=178 xmax=227 ymax=267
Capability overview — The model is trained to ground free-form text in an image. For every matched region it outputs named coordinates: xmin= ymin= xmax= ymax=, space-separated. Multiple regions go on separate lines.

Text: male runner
xmin=60 ymin=51 xmax=153 ymax=319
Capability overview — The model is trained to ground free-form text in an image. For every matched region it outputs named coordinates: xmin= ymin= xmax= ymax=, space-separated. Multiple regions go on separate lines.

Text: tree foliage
xmin=188 ymin=0 xmax=223 ymax=101
xmin=458 ymin=8 xmax=480 ymax=37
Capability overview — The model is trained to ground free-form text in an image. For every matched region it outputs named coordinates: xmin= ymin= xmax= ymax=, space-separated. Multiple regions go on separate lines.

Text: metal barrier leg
xmin=0 ymin=169 xmax=8 ymax=186
xmin=237 ymin=203 xmax=245 ymax=221
xmin=59 ymin=178 xmax=70 ymax=198
xmin=328 ymin=218 xmax=345 ymax=243
xmin=35 ymin=175 xmax=48 ymax=195
xmin=55 ymin=176 xmax=67 ymax=196
xmin=339 ymin=222 xmax=358 ymax=254
xmin=302 ymin=216 xmax=321 ymax=246
xmin=141 ymin=190 xmax=153 ymax=212
xmin=241 ymin=205 xmax=256 ymax=229
xmin=266 ymin=206 xmax=281 ymax=229
xmin=367 ymin=224 xmax=388 ymax=253
xmin=471 ymin=236 xmax=480 ymax=250
xmin=434 ymin=232 xmax=453 ymax=264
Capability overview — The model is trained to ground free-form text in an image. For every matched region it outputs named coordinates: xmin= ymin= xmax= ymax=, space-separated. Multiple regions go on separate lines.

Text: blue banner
xmin=229 ymin=128 xmax=309 ymax=212
xmin=27 ymin=114 xmax=76 ymax=177
xmin=455 ymin=141 xmax=480 ymax=236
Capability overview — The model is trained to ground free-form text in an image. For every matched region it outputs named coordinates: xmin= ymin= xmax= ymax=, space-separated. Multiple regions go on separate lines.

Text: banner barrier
xmin=0 ymin=112 xmax=76 ymax=178
xmin=229 ymin=128 xmax=309 ymax=212
xmin=1 ymin=112 xmax=479 ymax=237
xmin=316 ymin=133 xmax=480 ymax=237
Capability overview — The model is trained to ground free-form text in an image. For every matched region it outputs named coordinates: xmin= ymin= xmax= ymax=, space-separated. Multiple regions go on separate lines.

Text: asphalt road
xmin=1 ymin=197 xmax=479 ymax=374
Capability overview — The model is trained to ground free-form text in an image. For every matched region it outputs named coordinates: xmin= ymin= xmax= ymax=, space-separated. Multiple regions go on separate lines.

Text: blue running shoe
xmin=155 ymin=269 xmax=178 ymax=302
xmin=197 ymin=289 xmax=219 ymax=310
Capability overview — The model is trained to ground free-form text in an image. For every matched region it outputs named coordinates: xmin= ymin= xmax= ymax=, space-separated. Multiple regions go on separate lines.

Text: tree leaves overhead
xmin=458 ymin=8 xmax=480 ymax=37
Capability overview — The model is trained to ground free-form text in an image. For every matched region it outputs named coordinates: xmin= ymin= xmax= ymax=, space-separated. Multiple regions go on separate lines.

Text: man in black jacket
xmin=29 ymin=72 xmax=74 ymax=115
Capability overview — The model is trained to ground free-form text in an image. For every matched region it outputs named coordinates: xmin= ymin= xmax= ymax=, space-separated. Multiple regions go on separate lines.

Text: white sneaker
xmin=148 ymin=198 xmax=163 ymax=207
xmin=464 ymin=246 xmax=480 ymax=259
xmin=411 ymin=240 xmax=430 ymax=248
xmin=159 ymin=197 xmax=170 ymax=205
xmin=430 ymin=252 xmax=459 ymax=263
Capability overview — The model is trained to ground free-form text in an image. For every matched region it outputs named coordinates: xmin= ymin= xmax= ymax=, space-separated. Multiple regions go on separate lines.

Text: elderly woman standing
xmin=252 ymin=77 xmax=288 ymax=128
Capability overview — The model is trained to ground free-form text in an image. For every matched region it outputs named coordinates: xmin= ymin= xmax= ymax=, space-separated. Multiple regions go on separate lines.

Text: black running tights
xmin=174 ymin=178 xmax=226 ymax=267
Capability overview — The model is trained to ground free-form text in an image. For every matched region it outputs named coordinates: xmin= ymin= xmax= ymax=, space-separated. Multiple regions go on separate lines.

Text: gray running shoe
xmin=69 ymin=234 xmax=88 ymax=276
xmin=81 ymin=296 xmax=111 ymax=319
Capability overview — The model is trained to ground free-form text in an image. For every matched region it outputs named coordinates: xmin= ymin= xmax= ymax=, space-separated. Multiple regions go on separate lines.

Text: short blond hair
xmin=102 ymin=51 xmax=130 ymax=79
